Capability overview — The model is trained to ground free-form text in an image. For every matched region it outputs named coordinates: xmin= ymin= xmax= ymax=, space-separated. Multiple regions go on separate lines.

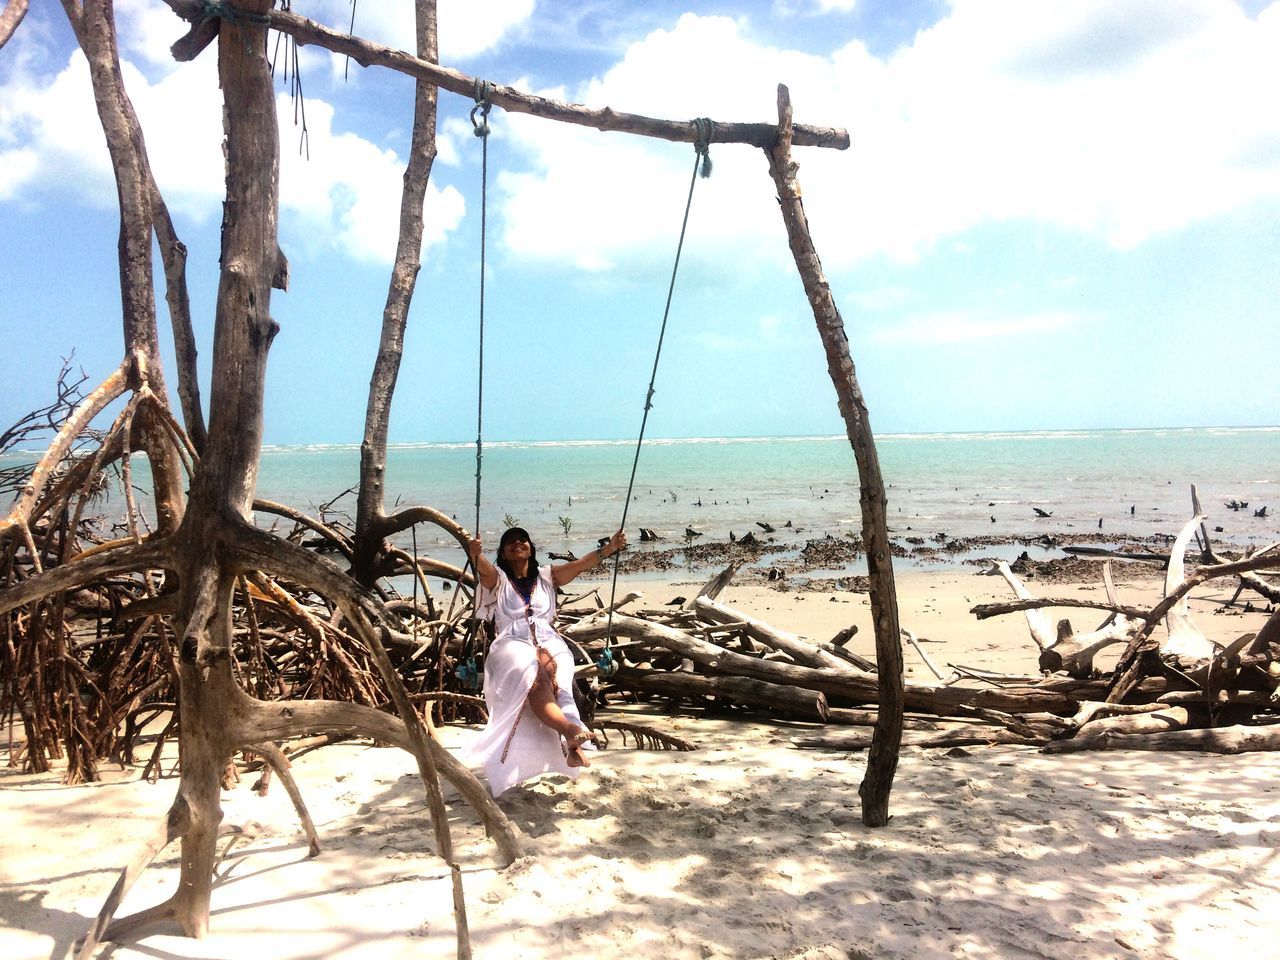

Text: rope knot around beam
xmin=692 ymin=117 xmax=715 ymax=177
xmin=197 ymin=1 xmax=270 ymax=28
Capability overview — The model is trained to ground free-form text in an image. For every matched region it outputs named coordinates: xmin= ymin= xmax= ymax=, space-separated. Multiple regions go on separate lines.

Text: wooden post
xmin=763 ymin=84 xmax=904 ymax=827
xmin=353 ymin=0 xmax=442 ymax=586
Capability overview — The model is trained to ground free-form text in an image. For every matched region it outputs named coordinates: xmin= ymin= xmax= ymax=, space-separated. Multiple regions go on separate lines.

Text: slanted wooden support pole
xmin=0 ymin=0 xmax=29 ymax=50
xmin=763 ymin=84 xmax=904 ymax=828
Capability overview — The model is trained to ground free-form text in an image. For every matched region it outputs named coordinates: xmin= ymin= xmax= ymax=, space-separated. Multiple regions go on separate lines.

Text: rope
xmin=600 ymin=121 xmax=713 ymax=673
xmin=196 ymin=0 xmax=271 ymax=58
xmin=196 ymin=0 xmax=272 ymax=27
xmin=471 ymin=80 xmax=492 ymax=539
xmin=457 ymin=80 xmax=494 ymax=692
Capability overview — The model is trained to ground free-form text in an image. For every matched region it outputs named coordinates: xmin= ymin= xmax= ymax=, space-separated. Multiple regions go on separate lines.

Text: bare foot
xmin=565 ymin=729 xmax=595 ymax=768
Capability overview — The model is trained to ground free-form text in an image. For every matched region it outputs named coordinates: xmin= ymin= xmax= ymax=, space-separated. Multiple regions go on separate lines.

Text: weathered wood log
xmin=1156 ymin=689 xmax=1276 ymax=706
xmin=1075 ymin=707 xmax=1190 ymax=739
xmin=818 ymin=639 xmax=877 ymax=673
xmin=683 ymin=562 xmax=740 ymax=611
xmin=1161 ymin=514 xmax=1215 ymax=660
xmin=1037 ymin=622 xmax=1135 ymax=678
xmin=791 ymin=728 xmax=1046 ymax=751
xmin=984 ymin=560 xmax=1056 ymax=650
xmin=1040 ymin=563 xmax=1141 ymax=678
xmin=1068 ymin=700 xmax=1167 ymax=729
xmin=823 ymin=708 xmax=1044 ymax=731
xmin=694 ymin=596 xmax=855 ymax=672
xmin=570 ymin=612 xmax=1137 ymax=714
xmin=901 ymin=627 xmax=945 ymax=680
xmin=615 ymin=666 xmax=829 ymax=721
xmin=1043 ymin=723 xmax=1280 ymax=754
xmin=1108 ymin=540 xmax=1280 ymax=703
xmin=1062 ymin=546 xmax=1170 ymax=564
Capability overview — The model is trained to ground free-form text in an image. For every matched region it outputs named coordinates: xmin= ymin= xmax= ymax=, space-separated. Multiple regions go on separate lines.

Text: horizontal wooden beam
xmin=164 ymin=1 xmax=849 ymax=151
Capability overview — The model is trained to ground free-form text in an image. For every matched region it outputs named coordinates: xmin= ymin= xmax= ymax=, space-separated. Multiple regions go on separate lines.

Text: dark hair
xmin=495 ymin=526 xmax=539 ymax=579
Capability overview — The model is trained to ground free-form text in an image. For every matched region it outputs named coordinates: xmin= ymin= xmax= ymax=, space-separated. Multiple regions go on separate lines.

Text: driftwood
xmin=617 ymin=665 xmax=829 ymax=722
xmin=983 ymin=560 xmax=1138 ymax=678
xmin=695 ymin=595 xmax=854 ymax=672
xmin=1043 ymin=724 xmax=1280 ymax=755
xmin=1062 ymin=546 xmax=1171 ymax=564
xmin=1075 ymin=707 xmax=1191 ymax=739
xmin=791 ymin=728 xmax=1046 ymax=751
xmin=554 ymin=486 xmax=1280 ymax=767
xmin=962 ymin=488 xmax=1280 ymax=755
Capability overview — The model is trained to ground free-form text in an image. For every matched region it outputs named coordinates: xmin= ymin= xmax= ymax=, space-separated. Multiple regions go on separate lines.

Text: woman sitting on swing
xmin=465 ymin=525 xmax=627 ymax=796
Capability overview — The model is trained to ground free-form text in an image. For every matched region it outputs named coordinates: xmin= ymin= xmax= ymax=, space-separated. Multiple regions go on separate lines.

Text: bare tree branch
xmin=162 ymin=1 xmax=849 ymax=150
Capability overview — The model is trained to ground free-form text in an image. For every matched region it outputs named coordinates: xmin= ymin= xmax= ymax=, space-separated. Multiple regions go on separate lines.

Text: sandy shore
xmin=3 ymin=564 xmax=1277 ymax=959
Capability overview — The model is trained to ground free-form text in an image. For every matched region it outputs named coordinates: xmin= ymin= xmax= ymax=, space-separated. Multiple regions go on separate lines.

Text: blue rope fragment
xmin=595 ymin=646 xmax=618 ymax=678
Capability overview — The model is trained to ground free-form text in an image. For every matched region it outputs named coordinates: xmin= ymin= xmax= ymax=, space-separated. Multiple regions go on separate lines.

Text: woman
xmin=464 ymin=525 xmax=627 ymax=796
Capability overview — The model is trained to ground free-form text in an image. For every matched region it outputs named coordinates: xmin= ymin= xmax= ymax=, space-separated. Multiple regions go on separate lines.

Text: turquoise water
xmin=6 ymin=427 xmax=1278 ymax=568
xmin=249 ymin=428 xmax=1280 ymax=560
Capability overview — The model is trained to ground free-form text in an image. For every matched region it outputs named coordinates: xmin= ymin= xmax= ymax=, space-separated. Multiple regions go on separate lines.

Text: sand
xmin=3 ymin=565 xmax=1278 ymax=959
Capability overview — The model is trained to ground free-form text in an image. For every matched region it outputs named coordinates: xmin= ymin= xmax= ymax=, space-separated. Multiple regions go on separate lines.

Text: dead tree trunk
xmin=62 ymin=0 xmax=185 ymax=536
xmin=164 ymin=2 xmax=281 ymax=936
xmin=764 ymin=84 xmax=904 ymax=827
xmin=353 ymin=0 xmax=443 ymax=586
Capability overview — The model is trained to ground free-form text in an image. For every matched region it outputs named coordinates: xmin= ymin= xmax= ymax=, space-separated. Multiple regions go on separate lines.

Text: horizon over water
xmin=246 ymin=427 xmax=1280 ymax=575
xmin=259 ymin=423 xmax=1280 ymax=453
xmin=5 ymin=427 xmax=1278 ymax=579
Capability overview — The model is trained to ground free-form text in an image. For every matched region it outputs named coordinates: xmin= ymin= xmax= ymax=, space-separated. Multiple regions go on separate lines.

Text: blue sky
xmin=2 ymin=0 xmax=1278 ymax=445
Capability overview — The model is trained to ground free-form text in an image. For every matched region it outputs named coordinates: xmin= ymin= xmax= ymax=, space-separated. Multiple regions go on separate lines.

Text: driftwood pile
xmin=5 ymin=476 xmax=1279 ymax=789
xmin=553 ymin=489 xmax=1280 ymax=757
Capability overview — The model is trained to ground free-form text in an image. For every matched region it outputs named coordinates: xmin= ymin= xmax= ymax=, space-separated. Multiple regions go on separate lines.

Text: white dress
xmin=463 ymin=564 xmax=591 ymax=797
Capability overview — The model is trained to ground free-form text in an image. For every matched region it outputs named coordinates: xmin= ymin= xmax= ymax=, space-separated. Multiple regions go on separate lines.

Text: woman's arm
xmin=468 ymin=538 xmax=499 ymax=590
xmin=551 ymin=529 xmax=627 ymax=587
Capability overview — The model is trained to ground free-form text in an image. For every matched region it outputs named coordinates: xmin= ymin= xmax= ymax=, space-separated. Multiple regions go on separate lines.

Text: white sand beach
xmin=3 ymin=567 xmax=1278 ymax=960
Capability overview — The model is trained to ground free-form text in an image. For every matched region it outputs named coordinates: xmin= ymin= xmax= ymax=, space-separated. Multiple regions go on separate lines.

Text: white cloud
xmin=304 ymin=0 xmax=535 ymax=61
xmin=494 ymin=1 xmax=1280 ymax=270
xmin=686 ymin=313 xmax=795 ymax=352
xmin=850 ymin=287 xmax=910 ymax=311
xmin=278 ymin=96 xmax=466 ymax=263
xmin=498 ymin=14 xmax=819 ymax=273
xmin=0 ymin=32 xmax=462 ymax=264
xmin=773 ymin=0 xmax=858 ymax=16
xmin=872 ymin=310 xmax=1088 ymax=345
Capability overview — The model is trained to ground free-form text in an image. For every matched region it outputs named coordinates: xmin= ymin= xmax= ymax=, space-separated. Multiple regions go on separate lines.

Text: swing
xmin=466 ymin=82 xmax=713 ymax=685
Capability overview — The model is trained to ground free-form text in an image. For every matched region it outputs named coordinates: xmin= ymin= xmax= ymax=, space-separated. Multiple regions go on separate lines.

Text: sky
xmin=1 ymin=0 xmax=1278 ymax=445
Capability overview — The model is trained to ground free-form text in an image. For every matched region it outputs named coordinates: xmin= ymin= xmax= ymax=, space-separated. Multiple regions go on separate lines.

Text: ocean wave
xmin=250 ymin=426 xmax=1280 ymax=454
xmin=878 ymin=430 xmax=1102 ymax=443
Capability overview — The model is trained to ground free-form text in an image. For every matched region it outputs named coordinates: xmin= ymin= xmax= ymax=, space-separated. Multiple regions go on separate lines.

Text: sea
xmin=6 ymin=427 xmax=1279 ymax=577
